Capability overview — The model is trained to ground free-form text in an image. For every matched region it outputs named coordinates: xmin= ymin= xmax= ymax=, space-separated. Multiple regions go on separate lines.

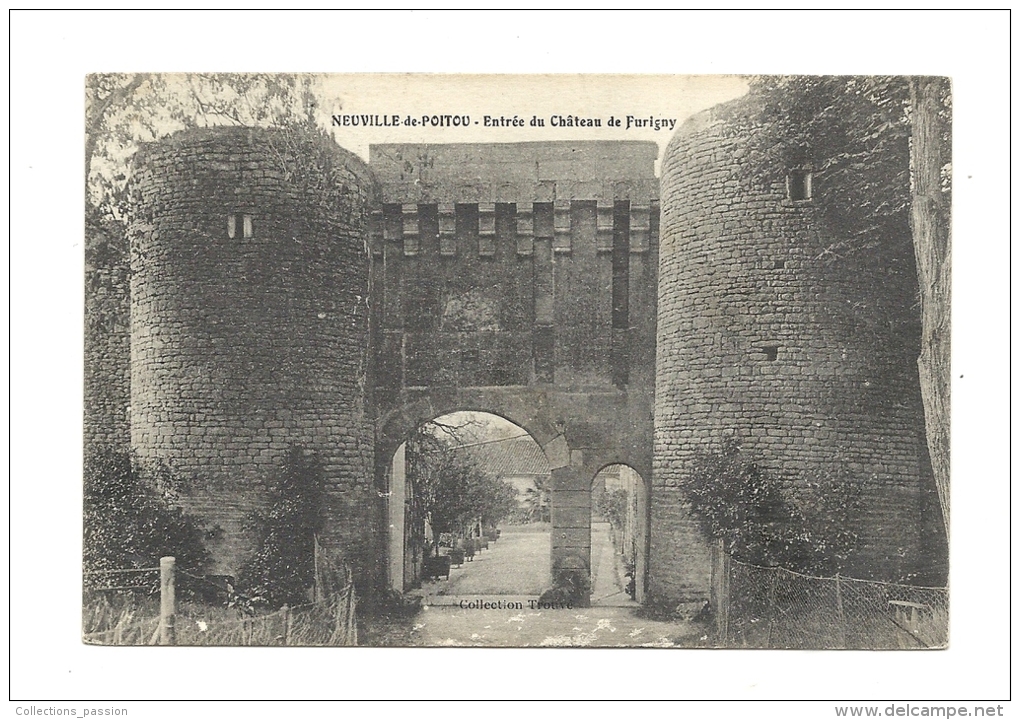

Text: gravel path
xmin=360 ymin=525 xmax=695 ymax=647
xmin=430 ymin=527 xmax=552 ymax=596
xmin=590 ymin=521 xmax=637 ymax=607
xmin=414 ymin=604 xmax=696 ymax=647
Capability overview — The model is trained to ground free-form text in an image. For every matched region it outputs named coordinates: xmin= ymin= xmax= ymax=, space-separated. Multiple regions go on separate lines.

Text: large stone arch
xmin=374 ymin=387 xmax=651 ymax=606
xmin=378 ymin=399 xmax=557 ymax=594
xmin=375 ymin=391 xmax=564 ymax=480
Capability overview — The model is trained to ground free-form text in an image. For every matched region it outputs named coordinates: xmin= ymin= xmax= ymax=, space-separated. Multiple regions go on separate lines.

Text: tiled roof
xmin=453 ymin=436 xmax=550 ymax=478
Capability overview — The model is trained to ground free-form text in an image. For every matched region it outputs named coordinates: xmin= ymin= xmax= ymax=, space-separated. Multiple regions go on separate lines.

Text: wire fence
xmin=83 ymin=566 xmax=162 ymax=593
xmin=82 ymin=543 xmax=358 ymax=646
xmin=713 ymin=548 xmax=948 ymax=649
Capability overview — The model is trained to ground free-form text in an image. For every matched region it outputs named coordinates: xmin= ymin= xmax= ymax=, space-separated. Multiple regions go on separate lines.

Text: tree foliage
xmin=406 ymin=422 xmax=518 ymax=553
xmin=733 ymin=76 xmax=913 ymax=248
xmin=685 ymin=439 xmax=863 ymax=576
xmin=593 ymin=484 xmax=627 ymax=528
xmin=83 ymin=448 xmax=209 ymax=584
xmin=85 ymin=73 xmax=339 ymax=219
xmin=237 ymin=447 xmax=325 ymax=607
xmin=522 ymin=476 xmax=551 ymax=524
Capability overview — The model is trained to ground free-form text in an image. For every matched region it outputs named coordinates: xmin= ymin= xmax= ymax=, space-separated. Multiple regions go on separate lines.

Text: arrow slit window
xmin=227 ymin=213 xmax=255 ymax=238
xmin=787 ymin=170 xmax=812 ymax=201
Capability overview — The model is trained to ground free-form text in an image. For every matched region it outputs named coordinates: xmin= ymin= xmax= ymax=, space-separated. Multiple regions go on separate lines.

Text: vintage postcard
xmin=82 ymin=72 xmax=951 ymax=649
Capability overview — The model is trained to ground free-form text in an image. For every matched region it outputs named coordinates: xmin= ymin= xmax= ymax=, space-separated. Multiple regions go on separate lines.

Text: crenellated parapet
xmin=367 ymin=142 xmax=659 ymax=395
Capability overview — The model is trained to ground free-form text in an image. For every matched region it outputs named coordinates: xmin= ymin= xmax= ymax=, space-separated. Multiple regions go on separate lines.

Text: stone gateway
xmin=85 ymin=105 xmax=941 ymax=605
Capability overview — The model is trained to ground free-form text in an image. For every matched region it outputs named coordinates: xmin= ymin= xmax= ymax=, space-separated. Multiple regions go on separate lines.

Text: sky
xmin=432 ymin=411 xmax=529 ymax=446
xmin=90 ymin=73 xmax=749 ymax=198
xmin=316 ymin=73 xmax=749 ymax=171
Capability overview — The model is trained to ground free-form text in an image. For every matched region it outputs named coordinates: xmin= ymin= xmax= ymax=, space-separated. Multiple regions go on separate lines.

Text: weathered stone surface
xmin=127 ymin=127 xmax=380 ymax=583
xmin=85 ymin=217 xmax=131 ymax=451
xmin=370 ymin=141 xmax=658 ymax=204
xmin=369 ymin=142 xmax=660 ymax=597
xmin=100 ymin=121 xmax=932 ymax=607
xmin=652 ymin=99 xmax=930 ymax=602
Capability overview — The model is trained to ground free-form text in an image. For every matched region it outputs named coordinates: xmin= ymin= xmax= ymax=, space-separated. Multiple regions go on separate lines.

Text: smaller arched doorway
xmin=385 ymin=411 xmax=553 ymax=597
xmin=590 ymin=464 xmax=649 ymax=605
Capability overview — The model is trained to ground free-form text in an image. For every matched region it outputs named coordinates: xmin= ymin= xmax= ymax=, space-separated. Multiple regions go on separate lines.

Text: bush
xmin=593 ymin=486 xmax=627 ymax=528
xmin=685 ymin=438 xmax=862 ymax=576
xmin=237 ymin=446 xmax=325 ymax=607
xmin=83 ymin=447 xmax=209 ymax=585
xmin=539 ymin=573 xmax=589 ymax=608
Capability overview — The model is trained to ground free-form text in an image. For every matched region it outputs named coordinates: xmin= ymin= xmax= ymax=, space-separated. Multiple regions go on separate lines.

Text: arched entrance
xmin=591 ymin=464 xmax=649 ymax=605
xmin=375 ymin=390 xmax=653 ymax=607
xmin=385 ymin=411 xmax=553 ymax=598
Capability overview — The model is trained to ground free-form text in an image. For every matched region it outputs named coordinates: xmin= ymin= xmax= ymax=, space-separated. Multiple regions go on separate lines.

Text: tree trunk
xmin=909 ymin=76 xmax=952 ymax=543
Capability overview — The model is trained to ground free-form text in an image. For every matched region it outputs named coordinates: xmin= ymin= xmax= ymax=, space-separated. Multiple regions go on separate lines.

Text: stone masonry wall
xmin=84 ymin=217 xmax=131 ymax=451
xmin=652 ymin=103 xmax=928 ymax=602
xmin=127 ymin=127 xmax=380 ymax=583
xmin=369 ymin=142 xmax=660 ymax=600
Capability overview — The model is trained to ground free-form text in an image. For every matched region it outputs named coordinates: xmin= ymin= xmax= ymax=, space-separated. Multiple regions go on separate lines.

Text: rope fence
xmin=83 ymin=546 xmax=358 ymax=646
xmin=83 ymin=566 xmax=161 ymax=593
xmin=711 ymin=545 xmax=948 ymax=649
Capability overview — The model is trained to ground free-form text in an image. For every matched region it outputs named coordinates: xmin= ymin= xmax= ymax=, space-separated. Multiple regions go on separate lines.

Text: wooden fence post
xmin=313 ymin=534 xmax=322 ymax=604
xmin=720 ymin=543 xmax=730 ymax=643
xmin=710 ymin=538 xmax=730 ymax=643
xmin=835 ymin=574 xmax=847 ymax=649
xmin=347 ymin=585 xmax=358 ymax=646
xmin=159 ymin=556 xmax=176 ymax=646
xmin=282 ymin=604 xmax=292 ymax=646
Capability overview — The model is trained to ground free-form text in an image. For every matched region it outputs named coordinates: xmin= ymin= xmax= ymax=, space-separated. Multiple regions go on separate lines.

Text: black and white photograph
xmin=8 ymin=9 xmax=1011 ymax=710
xmin=81 ymin=72 xmax=950 ymax=650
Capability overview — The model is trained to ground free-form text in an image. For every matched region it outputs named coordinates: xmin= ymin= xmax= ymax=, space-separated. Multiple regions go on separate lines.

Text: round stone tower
xmin=127 ymin=126 xmax=379 ymax=578
xmin=652 ymin=99 xmax=932 ymax=601
xmin=84 ymin=215 xmax=131 ymax=452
